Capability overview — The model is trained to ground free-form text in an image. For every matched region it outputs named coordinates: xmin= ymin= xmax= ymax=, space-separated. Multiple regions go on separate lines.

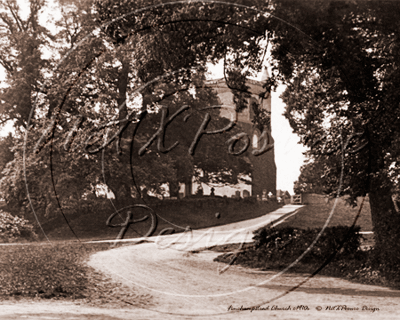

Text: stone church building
xmin=182 ymin=68 xmax=277 ymax=199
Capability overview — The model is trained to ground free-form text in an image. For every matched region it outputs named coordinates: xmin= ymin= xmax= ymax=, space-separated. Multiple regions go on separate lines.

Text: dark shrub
xmin=252 ymin=225 xmax=363 ymax=264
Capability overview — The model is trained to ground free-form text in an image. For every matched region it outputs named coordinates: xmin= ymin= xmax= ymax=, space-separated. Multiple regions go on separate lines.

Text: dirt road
xmin=1 ymin=205 xmax=399 ymax=319
xmin=3 ymin=245 xmax=399 ymax=319
xmin=85 ymin=242 xmax=400 ymax=319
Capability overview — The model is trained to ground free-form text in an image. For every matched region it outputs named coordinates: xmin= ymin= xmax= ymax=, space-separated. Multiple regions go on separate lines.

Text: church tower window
xmin=252 ymin=129 xmax=260 ymax=149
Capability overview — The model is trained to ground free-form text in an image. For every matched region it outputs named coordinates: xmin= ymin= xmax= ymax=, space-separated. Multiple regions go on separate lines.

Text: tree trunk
xmin=168 ymin=180 xmax=180 ymax=198
xmin=106 ymin=178 xmax=133 ymax=206
xmin=184 ymin=180 xmax=192 ymax=197
xmin=369 ymin=176 xmax=400 ymax=275
xmin=117 ymin=59 xmax=130 ymax=124
xmin=105 ymin=58 xmax=134 ymax=208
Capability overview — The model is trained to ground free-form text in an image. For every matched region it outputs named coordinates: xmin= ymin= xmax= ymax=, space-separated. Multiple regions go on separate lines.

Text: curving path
xmin=2 ymin=205 xmax=400 ymax=319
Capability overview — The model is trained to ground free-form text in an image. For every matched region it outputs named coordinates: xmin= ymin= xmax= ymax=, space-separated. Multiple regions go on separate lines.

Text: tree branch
xmin=6 ymin=2 xmax=23 ymax=32
xmin=0 ymin=117 xmax=14 ymax=125
xmin=0 ymin=55 xmax=13 ymax=73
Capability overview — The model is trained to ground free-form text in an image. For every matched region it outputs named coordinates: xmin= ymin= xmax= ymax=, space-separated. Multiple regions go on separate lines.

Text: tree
xmin=0 ymin=0 xmax=268 ymax=223
xmin=267 ymin=0 xmax=400 ymax=275
xmin=0 ymin=0 xmax=53 ymax=129
xmin=293 ymin=160 xmax=326 ymax=195
xmin=0 ymin=0 xmax=58 ymax=216
xmin=90 ymin=0 xmax=268 ymax=199
xmin=0 ymin=0 xmax=116 ymax=218
xmin=0 ymin=133 xmax=14 ymax=180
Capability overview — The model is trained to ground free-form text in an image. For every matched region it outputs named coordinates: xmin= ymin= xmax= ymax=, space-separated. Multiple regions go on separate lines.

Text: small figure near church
xmin=210 ymin=187 xmax=215 ymax=197
xmin=196 ymin=185 xmax=204 ymax=196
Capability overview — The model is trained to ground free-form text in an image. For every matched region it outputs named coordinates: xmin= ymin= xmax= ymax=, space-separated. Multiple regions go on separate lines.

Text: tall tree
xmin=267 ymin=0 xmax=400 ymax=275
xmin=0 ymin=0 xmax=53 ymax=129
xmin=0 ymin=0 xmax=266 ymax=220
xmin=91 ymin=0 xmax=268 ymax=200
xmin=293 ymin=160 xmax=326 ymax=195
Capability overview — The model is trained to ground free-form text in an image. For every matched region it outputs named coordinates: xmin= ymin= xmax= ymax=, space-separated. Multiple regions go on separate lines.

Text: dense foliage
xmin=0 ymin=209 xmax=37 ymax=242
xmin=266 ymin=1 xmax=400 ymax=275
xmin=0 ymin=0 xmax=267 ymax=226
xmin=293 ymin=160 xmax=327 ymax=195
xmin=252 ymin=225 xmax=362 ymax=263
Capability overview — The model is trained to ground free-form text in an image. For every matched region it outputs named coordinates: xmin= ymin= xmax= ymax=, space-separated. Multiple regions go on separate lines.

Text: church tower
xmin=205 ymin=68 xmax=277 ymax=198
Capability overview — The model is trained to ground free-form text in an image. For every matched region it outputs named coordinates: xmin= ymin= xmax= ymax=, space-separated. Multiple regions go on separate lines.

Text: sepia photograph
xmin=0 ymin=0 xmax=398 ymax=319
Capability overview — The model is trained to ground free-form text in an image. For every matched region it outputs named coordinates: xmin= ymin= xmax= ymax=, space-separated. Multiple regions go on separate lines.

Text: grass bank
xmin=276 ymin=197 xmax=373 ymax=230
xmin=0 ymin=241 xmax=152 ymax=306
xmin=38 ymin=197 xmax=282 ymax=241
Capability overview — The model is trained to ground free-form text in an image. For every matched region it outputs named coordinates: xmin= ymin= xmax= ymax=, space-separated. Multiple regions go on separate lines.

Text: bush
xmin=0 ymin=210 xmax=38 ymax=243
xmin=215 ymin=226 xmax=395 ymax=287
xmin=239 ymin=225 xmax=364 ymax=268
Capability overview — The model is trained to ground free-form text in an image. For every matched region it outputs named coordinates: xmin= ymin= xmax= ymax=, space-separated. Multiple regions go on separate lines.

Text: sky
xmin=271 ymin=86 xmax=307 ymax=193
xmin=0 ymin=1 xmax=307 ymax=194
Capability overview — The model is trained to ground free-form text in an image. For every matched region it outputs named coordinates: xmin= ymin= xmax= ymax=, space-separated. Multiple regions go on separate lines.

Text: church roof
xmin=206 ymin=66 xmax=269 ymax=87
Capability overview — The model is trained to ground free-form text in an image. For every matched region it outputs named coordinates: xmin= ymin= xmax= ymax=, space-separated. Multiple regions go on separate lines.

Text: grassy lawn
xmin=277 ymin=197 xmax=373 ymax=231
xmin=276 ymin=197 xmax=374 ymax=247
xmin=40 ymin=198 xmax=282 ymax=241
xmin=0 ymin=241 xmax=152 ymax=306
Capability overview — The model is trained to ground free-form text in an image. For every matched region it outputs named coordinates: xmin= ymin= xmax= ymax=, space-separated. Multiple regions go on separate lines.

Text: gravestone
xmin=262 ymin=189 xmax=268 ymax=201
